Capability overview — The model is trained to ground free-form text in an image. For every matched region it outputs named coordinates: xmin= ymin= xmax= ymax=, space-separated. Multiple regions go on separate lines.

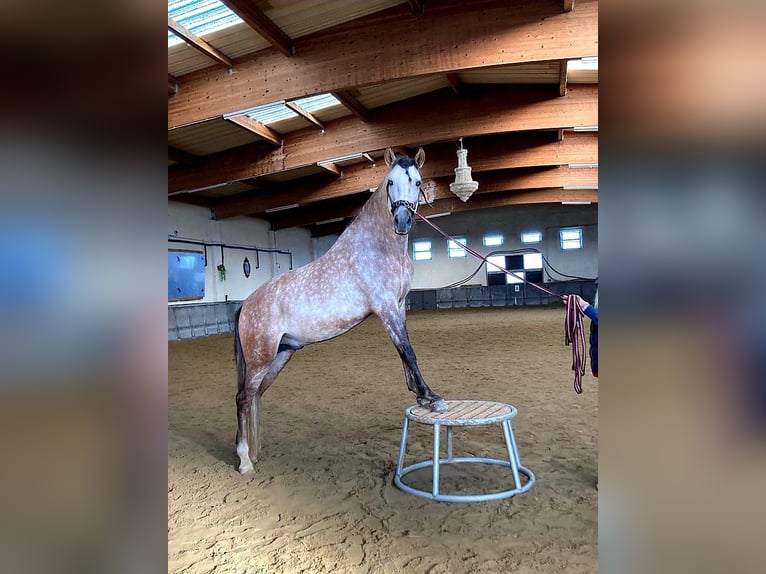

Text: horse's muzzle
xmin=393 ymin=205 xmax=413 ymax=235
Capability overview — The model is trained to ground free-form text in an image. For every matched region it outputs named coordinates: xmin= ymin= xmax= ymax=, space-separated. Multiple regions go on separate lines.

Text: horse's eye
xmin=388 ymin=180 xmax=393 ymax=186
xmin=416 ymin=181 xmax=421 ymax=187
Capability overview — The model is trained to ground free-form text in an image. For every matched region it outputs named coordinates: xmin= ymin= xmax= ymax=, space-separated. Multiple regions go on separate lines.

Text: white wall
xmin=271 ymin=227 xmax=314 ymax=275
xmin=168 ymin=201 xmax=313 ymax=304
xmin=409 ymin=203 xmax=597 ymax=289
xmin=312 ymin=234 xmax=338 ymax=260
xmin=171 ymin=200 xmax=597 ymax=305
xmin=305 ymin=203 xmax=597 ymax=291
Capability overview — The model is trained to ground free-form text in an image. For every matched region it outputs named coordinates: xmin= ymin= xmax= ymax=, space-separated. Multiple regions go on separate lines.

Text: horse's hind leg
xmin=377 ymin=307 xmax=447 ymax=412
xmin=259 ymin=349 xmax=295 ymax=396
xmin=236 ymin=350 xmax=296 ymax=474
xmin=236 ymin=366 xmax=267 ymax=474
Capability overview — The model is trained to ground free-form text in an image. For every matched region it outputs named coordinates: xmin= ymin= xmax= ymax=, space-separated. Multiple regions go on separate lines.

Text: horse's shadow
xmin=171 ymin=425 xmax=237 ymax=466
xmin=172 ymin=409 xmax=399 ymax=479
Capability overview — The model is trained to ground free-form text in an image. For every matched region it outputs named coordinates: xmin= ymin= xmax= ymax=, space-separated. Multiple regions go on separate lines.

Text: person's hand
xmin=563 ymin=294 xmax=588 ymax=312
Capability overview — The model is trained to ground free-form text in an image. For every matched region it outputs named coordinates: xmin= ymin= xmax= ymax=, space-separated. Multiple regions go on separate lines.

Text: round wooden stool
xmin=393 ymin=399 xmax=535 ymax=502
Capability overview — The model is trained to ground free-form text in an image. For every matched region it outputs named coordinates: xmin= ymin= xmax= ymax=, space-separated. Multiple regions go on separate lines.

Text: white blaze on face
xmin=388 ymin=163 xmax=422 ymax=206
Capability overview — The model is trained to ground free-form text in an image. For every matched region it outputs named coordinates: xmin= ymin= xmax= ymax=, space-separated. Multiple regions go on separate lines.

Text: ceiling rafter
xmin=224 ymin=115 xmax=283 ymax=146
xmin=426 ymin=166 xmax=597 ymax=202
xmin=285 ymin=101 xmax=324 ymax=130
xmin=311 ymin=219 xmax=351 ymax=238
xmin=317 ymin=162 xmax=341 ymax=176
xmin=427 ymin=187 xmax=597 ymax=216
xmin=302 ymin=188 xmax=598 ymax=236
xmin=168 ymin=0 xmax=598 ymax=129
xmin=408 ymin=0 xmax=425 ymax=16
xmin=267 ymin=167 xmax=597 ymax=230
xmin=169 ymin=84 xmax=598 ymax=195
xmin=167 ymin=17 xmax=233 ymax=69
xmin=213 ymin=132 xmax=598 ymax=219
xmin=220 ymin=0 xmax=294 ymax=57
xmin=168 ymin=146 xmax=199 ymax=166
xmin=559 ymin=60 xmax=568 ymax=96
xmin=446 ymin=73 xmax=462 ymax=95
xmin=331 ymin=91 xmax=370 ymax=122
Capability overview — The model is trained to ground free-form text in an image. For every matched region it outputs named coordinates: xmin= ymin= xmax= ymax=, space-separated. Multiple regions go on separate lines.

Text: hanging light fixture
xmin=449 ymin=138 xmax=479 ymax=201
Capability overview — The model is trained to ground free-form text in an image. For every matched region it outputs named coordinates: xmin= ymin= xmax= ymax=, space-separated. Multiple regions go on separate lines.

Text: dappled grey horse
xmin=233 ymin=147 xmax=447 ymax=473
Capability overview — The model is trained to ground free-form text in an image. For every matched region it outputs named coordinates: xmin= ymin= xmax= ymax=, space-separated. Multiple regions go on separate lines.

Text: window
xmin=521 ymin=231 xmax=542 ymax=244
xmin=486 ymin=255 xmax=506 ymax=273
xmin=506 ymin=270 xmax=525 ymax=284
xmin=168 ymin=250 xmax=205 ymax=301
xmin=483 ymin=234 xmax=504 ymax=247
xmin=447 ymin=237 xmax=467 ymax=258
xmin=412 ymin=240 xmax=432 ymax=261
xmin=486 ymin=251 xmax=544 ymax=286
xmin=560 ymin=228 xmax=583 ymax=250
xmin=523 ymin=253 xmax=543 ymax=269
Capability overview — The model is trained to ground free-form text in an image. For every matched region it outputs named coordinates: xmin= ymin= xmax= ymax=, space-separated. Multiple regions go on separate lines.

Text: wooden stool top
xmin=406 ymin=400 xmax=516 ymax=427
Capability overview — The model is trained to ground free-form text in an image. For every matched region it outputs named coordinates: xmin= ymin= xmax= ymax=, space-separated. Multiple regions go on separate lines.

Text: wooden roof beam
xmin=332 ymin=91 xmax=370 ymax=122
xmin=408 ymin=0 xmax=425 ymax=16
xmin=559 ymin=60 xmax=568 ymax=96
xmin=213 ymin=132 xmax=597 ymax=218
xmin=446 ymin=73 xmax=462 ymax=95
xmin=268 ymin=167 xmax=597 ymax=229
xmin=169 ymin=84 xmax=598 ymax=195
xmin=167 ymin=17 xmax=233 ymax=69
xmin=317 ymin=162 xmax=342 ymax=176
xmin=286 ymin=187 xmax=598 ymax=231
xmin=285 ymin=101 xmax=324 ymax=130
xmin=220 ymin=0 xmax=294 ymax=57
xmin=168 ymin=146 xmax=199 ymax=166
xmin=311 ymin=219 xmax=350 ymax=238
xmin=308 ymin=189 xmax=597 ymax=236
xmin=426 ymin=188 xmax=598 ymax=217
xmin=270 ymin=196 xmax=367 ymax=230
xmin=425 ymin=166 xmax=597 ymax=202
xmin=168 ymin=0 xmax=598 ymax=128
xmin=225 ymin=115 xmax=283 ymax=146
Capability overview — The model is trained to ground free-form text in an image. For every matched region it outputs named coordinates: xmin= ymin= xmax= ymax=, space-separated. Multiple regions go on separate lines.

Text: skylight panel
xmin=168 ymin=0 xmax=243 ymax=47
xmin=568 ymin=56 xmax=599 ymax=71
xmin=242 ymin=102 xmax=298 ymax=125
xmin=293 ymin=94 xmax=342 ymax=113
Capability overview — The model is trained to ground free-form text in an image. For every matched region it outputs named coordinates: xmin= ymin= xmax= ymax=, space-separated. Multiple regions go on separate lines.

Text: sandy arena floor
xmin=169 ymin=307 xmax=598 ymax=573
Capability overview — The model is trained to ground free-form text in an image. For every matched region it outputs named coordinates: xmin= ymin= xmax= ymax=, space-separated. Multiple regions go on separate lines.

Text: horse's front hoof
xmin=417 ymin=396 xmax=448 ymax=412
xmin=430 ymin=398 xmax=448 ymax=412
xmin=238 ymin=460 xmax=255 ymax=474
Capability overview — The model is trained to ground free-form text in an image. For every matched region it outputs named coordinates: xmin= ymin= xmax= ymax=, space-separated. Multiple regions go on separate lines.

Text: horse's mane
xmin=393 ymin=156 xmax=417 ymax=169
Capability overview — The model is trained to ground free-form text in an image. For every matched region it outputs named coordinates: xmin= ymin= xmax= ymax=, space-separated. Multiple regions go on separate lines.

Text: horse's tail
xmin=233 ymin=304 xmax=247 ymax=391
xmin=234 ymin=304 xmax=261 ymax=465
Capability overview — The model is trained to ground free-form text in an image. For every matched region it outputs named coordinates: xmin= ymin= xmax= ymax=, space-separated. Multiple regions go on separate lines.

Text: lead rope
xmin=564 ymin=296 xmax=587 ymax=394
xmin=413 ymin=210 xmax=588 ymax=393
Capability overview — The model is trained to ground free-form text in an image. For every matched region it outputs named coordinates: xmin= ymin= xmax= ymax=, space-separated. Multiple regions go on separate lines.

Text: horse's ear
xmin=384 ymin=147 xmax=397 ymax=167
xmin=414 ymin=147 xmax=426 ymax=169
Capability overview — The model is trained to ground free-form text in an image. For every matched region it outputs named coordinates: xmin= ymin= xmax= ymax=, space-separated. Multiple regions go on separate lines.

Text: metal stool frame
xmin=393 ymin=400 xmax=536 ymax=502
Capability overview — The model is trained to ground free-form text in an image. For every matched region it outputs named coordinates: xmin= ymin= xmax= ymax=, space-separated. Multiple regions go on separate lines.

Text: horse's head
xmin=384 ymin=147 xmax=426 ymax=235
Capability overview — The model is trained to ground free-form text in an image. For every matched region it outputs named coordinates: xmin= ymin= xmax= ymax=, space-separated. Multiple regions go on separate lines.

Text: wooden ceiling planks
xmin=168 ymin=0 xmax=598 ymax=129
xmin=212 ymin=132 xmax=598 ymax=219
xmin=169 ymin=84 xmax=598 ymax=194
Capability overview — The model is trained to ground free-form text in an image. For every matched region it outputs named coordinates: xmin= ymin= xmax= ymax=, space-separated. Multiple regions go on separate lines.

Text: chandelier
xmin=449 ymin=138 xmax=479 ymax=202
